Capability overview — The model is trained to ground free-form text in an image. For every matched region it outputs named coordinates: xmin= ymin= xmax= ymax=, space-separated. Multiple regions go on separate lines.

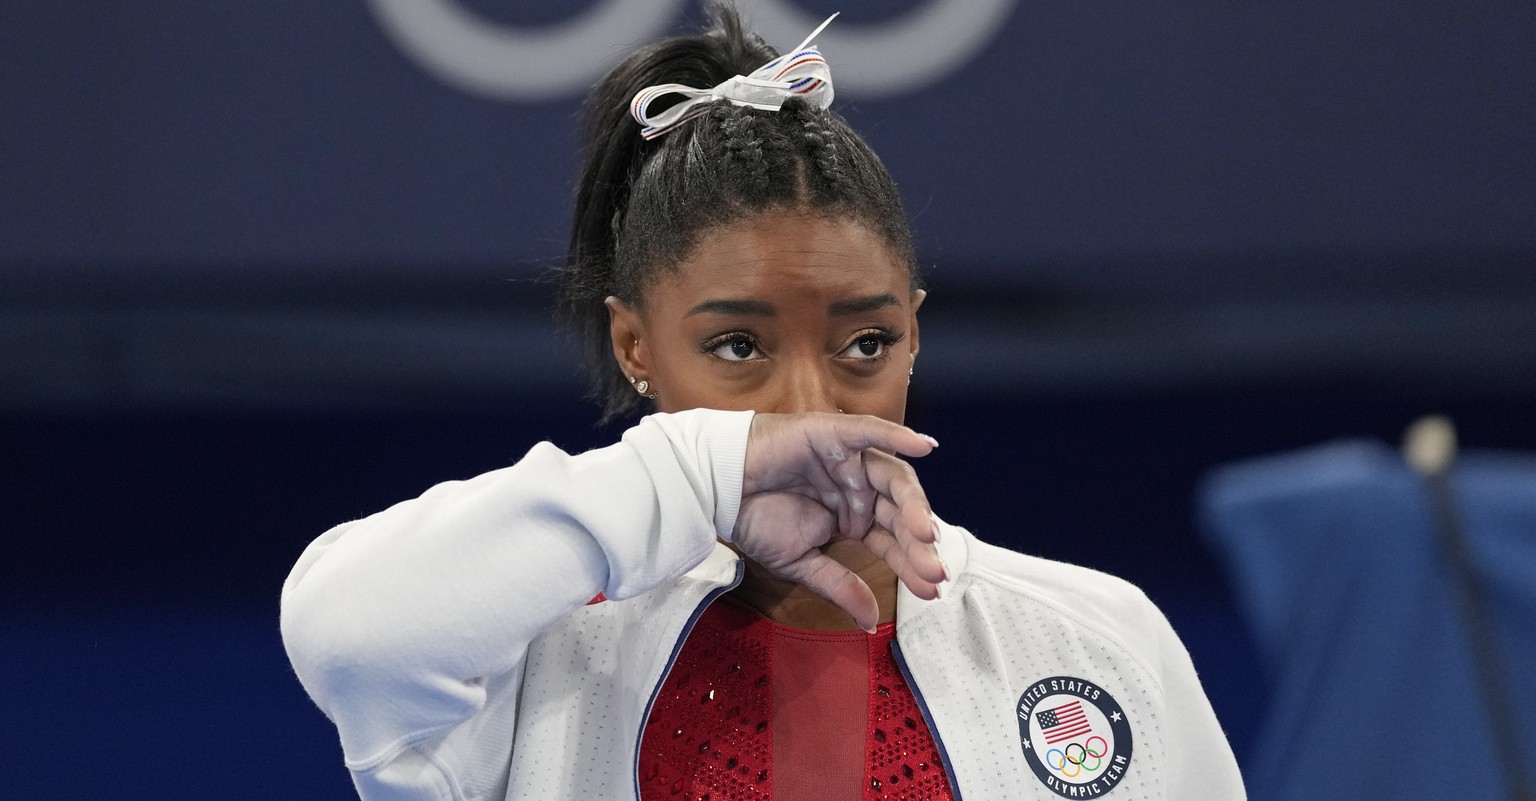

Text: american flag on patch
xmin=1037 ymin=700 xmax=1094 ymax=744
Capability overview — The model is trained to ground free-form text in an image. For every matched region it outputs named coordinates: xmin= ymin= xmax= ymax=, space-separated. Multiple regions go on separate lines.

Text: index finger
xmin=825 ymin=414 xmax=938 ymax=461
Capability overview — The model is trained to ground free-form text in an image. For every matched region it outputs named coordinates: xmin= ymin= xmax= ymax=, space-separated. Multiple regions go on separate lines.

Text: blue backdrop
xmin=5 ymin=1 xmax=1534 ymax=288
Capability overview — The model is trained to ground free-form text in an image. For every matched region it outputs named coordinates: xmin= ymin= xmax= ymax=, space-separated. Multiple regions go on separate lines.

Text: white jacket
xmin=282 ymin=409 xmax=1245 ymax=801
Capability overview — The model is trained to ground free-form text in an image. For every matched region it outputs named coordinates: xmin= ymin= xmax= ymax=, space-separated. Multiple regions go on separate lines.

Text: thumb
xmin=772 ymin=551 xmax=881 ymax=633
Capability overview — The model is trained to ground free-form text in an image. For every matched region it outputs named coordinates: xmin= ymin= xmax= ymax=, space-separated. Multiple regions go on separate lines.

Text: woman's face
xmin=608 ymin=212 xmax=923 ymax=424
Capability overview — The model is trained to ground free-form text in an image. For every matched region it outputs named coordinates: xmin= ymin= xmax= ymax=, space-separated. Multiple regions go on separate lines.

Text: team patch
xmin=1016 ymin=676 xmax=1134 ymax=798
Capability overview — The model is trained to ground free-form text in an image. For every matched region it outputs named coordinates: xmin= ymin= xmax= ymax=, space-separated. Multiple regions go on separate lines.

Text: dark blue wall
xmin=5 ymin=1 xmax=1533 ymax=281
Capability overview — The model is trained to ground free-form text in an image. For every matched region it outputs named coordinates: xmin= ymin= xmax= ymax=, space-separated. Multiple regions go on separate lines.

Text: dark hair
xmin=560 ymin=2 xmax=919 ymax=420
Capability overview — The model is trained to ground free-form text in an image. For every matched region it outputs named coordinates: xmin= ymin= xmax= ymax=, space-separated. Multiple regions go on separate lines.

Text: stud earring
xmin=627 ymin=374 xmax=656 ymax=399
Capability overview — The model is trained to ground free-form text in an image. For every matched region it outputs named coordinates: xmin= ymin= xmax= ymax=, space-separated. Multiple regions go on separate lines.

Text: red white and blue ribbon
xmin=630 ymin=13 xmax=838 ymax=141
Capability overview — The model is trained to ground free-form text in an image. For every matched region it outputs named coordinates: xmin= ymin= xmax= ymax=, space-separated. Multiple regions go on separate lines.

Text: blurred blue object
xmin=1200 ymin=440 xmax=1536 ymax=801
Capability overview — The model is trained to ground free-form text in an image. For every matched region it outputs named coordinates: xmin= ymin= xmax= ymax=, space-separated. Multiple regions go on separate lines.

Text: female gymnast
xmin=282 ymin=5 xmax=1245 ymax=800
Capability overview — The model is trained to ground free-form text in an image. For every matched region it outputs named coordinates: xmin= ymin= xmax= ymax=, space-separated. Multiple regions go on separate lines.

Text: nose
xmin=771 ymin=355 xmax=841 ymax=415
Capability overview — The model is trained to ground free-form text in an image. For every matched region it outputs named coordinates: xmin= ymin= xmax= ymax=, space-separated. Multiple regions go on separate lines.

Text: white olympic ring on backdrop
xmin=364 ymin=0 xmax=1017 ymax=101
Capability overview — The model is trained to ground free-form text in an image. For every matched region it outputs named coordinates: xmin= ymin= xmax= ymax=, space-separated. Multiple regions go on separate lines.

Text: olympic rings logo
xmin=1045 ymin=736 xmax=1109 ymax=778
xmin=364 ymin=0 xmax=1017 ymax=100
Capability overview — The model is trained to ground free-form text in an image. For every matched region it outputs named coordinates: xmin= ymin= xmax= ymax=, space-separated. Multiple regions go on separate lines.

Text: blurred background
xmin=2 ymin=1 xmax=1533 ymax=799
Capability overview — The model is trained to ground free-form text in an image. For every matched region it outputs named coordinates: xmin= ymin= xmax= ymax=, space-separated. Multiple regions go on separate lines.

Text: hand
xmin=732 ymin=412 xmax=945 ymax=631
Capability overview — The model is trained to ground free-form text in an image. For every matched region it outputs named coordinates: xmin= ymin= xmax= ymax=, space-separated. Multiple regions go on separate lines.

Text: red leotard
xmin=639 ymin=601 xmax=955 ymax=801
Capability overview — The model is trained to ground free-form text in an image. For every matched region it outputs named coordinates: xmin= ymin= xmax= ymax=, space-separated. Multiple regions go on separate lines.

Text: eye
xmin=839 ymin=329 xmax=902 ymax=361
xmin=704 ymin=333 xmax=763 ymax=362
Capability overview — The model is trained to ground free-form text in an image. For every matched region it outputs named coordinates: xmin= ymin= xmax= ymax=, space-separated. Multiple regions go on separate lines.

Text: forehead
xmin=654 ymin=213 xmax=908 ymax=302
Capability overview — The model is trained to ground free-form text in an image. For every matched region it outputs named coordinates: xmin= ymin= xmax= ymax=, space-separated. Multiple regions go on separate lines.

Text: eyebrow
xmin=828 ymin=293 xmax=901 ymax=316
xmin=683 ymin=292 xmax=903 ymax=318
xmin=685 ymin=299 xmax=776 ymax=317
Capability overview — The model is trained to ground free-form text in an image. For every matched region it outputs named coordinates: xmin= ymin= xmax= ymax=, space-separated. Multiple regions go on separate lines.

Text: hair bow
xmin=630 ymin=13 xmax=838 ymax=141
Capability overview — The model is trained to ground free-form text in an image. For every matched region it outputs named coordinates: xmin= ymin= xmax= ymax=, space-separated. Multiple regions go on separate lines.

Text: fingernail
xmin=919 ymin=434 xmax=940 ymax=448
xmin=933 ymin=584 xmax=942 ymax=600
xmin=930 ymin=512 xmax=942 ymax=543
xmin=938 ymin=558 xmax=951 ymax=583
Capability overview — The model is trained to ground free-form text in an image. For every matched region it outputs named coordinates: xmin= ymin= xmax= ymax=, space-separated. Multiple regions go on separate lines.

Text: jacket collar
xmin=896 ymin=513 xmax=971 ymax=625
xmin=684 ymin=542 xmax=745 ymax=587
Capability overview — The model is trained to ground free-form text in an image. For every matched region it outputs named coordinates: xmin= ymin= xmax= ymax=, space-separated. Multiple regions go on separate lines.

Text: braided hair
xmin=560 ymin=2 xmax=920 ymax=420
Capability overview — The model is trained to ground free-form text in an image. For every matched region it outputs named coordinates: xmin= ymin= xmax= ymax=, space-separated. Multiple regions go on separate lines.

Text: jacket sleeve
xmin=279 ymin=409 xmax=753 ymax=799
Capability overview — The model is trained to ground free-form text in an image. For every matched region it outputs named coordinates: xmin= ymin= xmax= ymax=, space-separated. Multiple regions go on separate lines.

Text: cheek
xmin=655 ymin=382 xmax=769 ymax=415
xmin=809 ymin=362 xmax=909 ymax=422
xmin=647 ymin=348 xmax=758 ymax=413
